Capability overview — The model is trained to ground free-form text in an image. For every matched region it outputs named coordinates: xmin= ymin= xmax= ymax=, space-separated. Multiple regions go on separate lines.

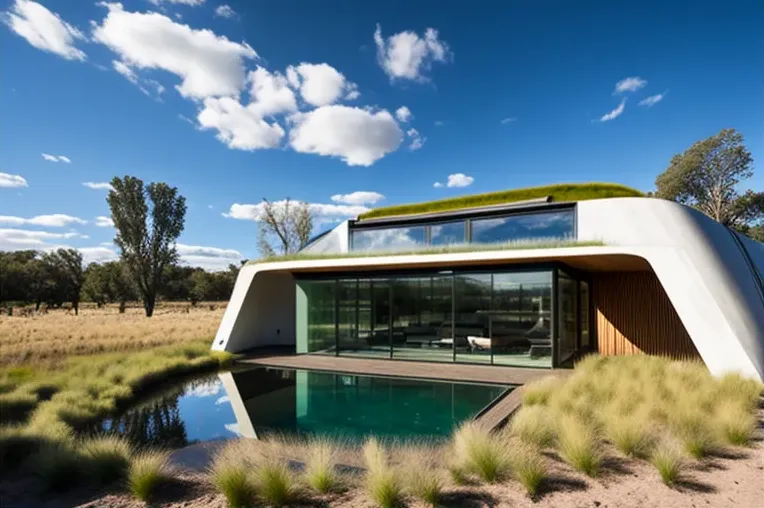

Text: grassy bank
xmin=0 ymin=340 xmax=233 ymax=476
xmin=0 ymin=302 xmax=226 ymax=366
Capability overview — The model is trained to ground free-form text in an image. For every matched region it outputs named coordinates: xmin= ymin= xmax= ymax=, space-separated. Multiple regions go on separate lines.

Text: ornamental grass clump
xmin=668 ymin=405 xmax=718 ymax=459
xmin=400 ymin=445 xmax=444 ymax=507
xmin=507 ymin=440 xmax=547 ymax=497
xmin=81 ymin=435 xmax=133 ymax=485
xmin=304 ymin=437 xmax=341 ymax=494
xmin=363 ymin=438 xmax=403 ymax=508
xmin=602 ymin=408 xmax=654 ymax=458
xmin=522 ymin=376 xmax=560 ymax=406
xmin=713 ymin=400 xmax=757 ymax=446
xmin=30 ymin=442 xmax=86 ymax=492
xmin=509 ymin=404 xmax=556 ymax=449
xmin=555 ymin=413 xmax=602 ymax=477
xmin=650 ymin=439 xmax=685 ymax=487
xmin=128 ymin=450 xmax=171 ymax=503
xmin=255 ymin=458 xmax=296 ymax=508
xmin=209 ymin=442 xmax=257 ymax=508
xmin=452 ymin=422 xmax=510 ymax=483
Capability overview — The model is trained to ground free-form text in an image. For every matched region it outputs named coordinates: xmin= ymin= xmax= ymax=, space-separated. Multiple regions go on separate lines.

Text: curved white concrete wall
xmin=214 ymin=198 xmax=764 ymax=381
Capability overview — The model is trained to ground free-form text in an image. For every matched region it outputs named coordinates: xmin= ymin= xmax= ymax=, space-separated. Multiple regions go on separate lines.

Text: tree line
xmin=0 ymin=249 xmax=241 ymax=315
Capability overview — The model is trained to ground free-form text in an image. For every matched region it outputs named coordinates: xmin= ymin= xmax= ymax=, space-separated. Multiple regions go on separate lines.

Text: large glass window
xmin=296 ymin=280 xmax=336 ymax=354
xmin=454 ymin=274 xmax=493 ymax=364
xmin=557 ymin=271 xmax=577 ymax=364
xmin=580 ymin=280 xmax=590 ymax=349
xmin=471 ymin=210 xmax=574 ymax=245
xmin=351 ymin=226 xmax=426 ymax=252
xmin=430 ymin=221 xmax=467 ymax=246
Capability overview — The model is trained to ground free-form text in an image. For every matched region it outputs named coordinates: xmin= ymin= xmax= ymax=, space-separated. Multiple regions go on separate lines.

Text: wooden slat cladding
xmin=592 ymin=272 xmax=701 ymax=361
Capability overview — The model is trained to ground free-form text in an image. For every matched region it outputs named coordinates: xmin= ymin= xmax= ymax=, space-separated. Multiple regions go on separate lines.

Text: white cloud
xmin=92 ymin=3 xmax=257 ymax=99
xmin=500 ymin=117 xmax=517 ymax=124
xmin=0 ymin=228 xmax=84 ymax=249
xmin=186 ymin=380 xmax=221 ymax=397
xmin=113 ymin=59 xmax=138 ymax=83
xmin=614 ymin=77 xmax=647 ymax=94
xmin=288 ymin=105 xmax=402 ymax=166
xmin=247 ymin=66 xmax=297 ymax=117
xmin=79 ymin=246 xmax=118 ymax=264
xmin=287 ymin=63 xmax=358 ymax=107
xmin=331 ymin=191 xmax=385 ymax=206
xmin=406 ymin=128 xmax=425 ymax=151
xmin=434 ymin=120 xmax=444 ymax=127
xmin=148 ymin=0 xmax=206 ymax=6
xmin=374 ymin=24 xmax=451 ymax=82
xmin=599 ymin=98 xmax=626 ymax=122
xmin=3 ymin=0 xmax=86 ymax=61
xmin=214 ymin=4 xmax=236 ymax=18
xmin=0 ymin=172 xmax=28 ymax=188
xmin=395 ymin=106 xmax=412 ymax=123
xmin=226 ymin=200 xmax=369 ymax=223
xmin=41 ymin=153 xmax=70 ymax=163
xmin=83 ymin=182 xmax=114 ymax=191
xmin=446 ymin=173 xmax=474 ymax=188
xmin=197 ymin=97 xmax=285 ymax=150
xmin=95 ymin=216 xmax=114 ymax=227
xmin=215 ymin=395 xmax=230 ymax=405
xmin=433 ymin=181 xmax=443 ymax=188
xmin=0 ymin=214 xmax=86 ymax=227
xmin=176 ymin=243 xmax=244 ymax=271
xmin=639 ymin=93 xmax=665 ymax=107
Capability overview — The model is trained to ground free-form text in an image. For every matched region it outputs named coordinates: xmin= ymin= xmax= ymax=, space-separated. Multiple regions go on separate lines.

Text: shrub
xmin=304 ymin=438 xmax=340 ymax=494
xmin=555 ymin=413 xmax=602 ymax=476
xmin=452 ymin=422 xmax=510 ymax=483
xmin=30 ymin=442 xmax=85 ymax=492
xmin=128 ymin=451 xmax=170 ymax=502
xmin=509 ymin=405 xmax=555 ymax=448
xmin=255 ymin=459 xmax=295 ymax=508
xmin=81 ymin=435 xmax=132 ymax=485
xmin=714 ymin=400 xmax=757 ymax=446
xmin=508 ymin=441 xmax=547 ymax=497
xmin=650 ymin=440 xmax=684 ymax=487
xmin=363 ymin=438 xmax=402 ymax=508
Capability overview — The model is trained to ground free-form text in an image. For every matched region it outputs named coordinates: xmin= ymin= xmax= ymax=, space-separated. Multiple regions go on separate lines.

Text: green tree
xmin=104 ymin=261 xmax=138 ymax=313
xmin=655 ymin=128 xmax=762 ymax=235
xmin=108 ymin=176 xmax=187 ymax=317
xmin=190 ymin=270 xmax=211 ymax=305
xmin=82 ymin=262 xmax=110 ymax=307
xmin=42 ymin=249 xmax=84 ymax=314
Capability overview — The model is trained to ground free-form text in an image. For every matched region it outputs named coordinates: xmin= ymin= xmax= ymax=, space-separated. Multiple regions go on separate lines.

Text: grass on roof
xmin=358 ymin=183 xmax=643 ymax=220
xmin=252 ymin=239 xmax=605 ymax=264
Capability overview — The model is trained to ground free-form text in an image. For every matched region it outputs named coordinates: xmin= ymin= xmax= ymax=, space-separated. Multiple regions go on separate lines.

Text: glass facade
xmin=296 ymin=267 xmax=585 ymax=368
xmin=350 ymin=208 xmax=575 ymax=252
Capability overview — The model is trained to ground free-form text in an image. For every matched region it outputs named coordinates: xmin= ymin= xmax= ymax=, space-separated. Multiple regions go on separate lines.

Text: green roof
xmin=357 ymin=182 xmax=644 ymax=221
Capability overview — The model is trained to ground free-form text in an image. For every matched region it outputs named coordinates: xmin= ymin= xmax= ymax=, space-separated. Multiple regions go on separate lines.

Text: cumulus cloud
xmin=92 ymin=2 xmax=257 ymax=99
xmin=443 ymin=173 xmax=474 ymax=188
xmin=500 ymin=117 xmax=517 ymax=124
xmin=614 ymin=77 xmax=646 ymax=94
xmin=226 ymin=200 xmax=369 ymax=223
xmin=248 ymin=66 xmax=297 ymax=117
xmin=3 ymin=0 xmax=86 ymax=61
xmin=0 ymin=228 xmax=84 ymax=249
xmin=197 ymin=97 xmax=285 ymax=150
xmin=287 ymin=63 xmax=358 ymax=107
xmin=79 ymin=246 xmax=118 ymax=264
xmin=41 ymin=153 xmax=70 ymax=163
xmin=83 ymin=182 xmax=114 ymax=191
xmin=0 ymin=214 xmax=86 ymax=227
xmin=148 ymin=0 xmax=205 ymax=5
xmin=288 ymin=106 xmax=402 ymax=166
xmin=0 ymin=172 xmax=28 ymax=188
xmin=433 ymin=181 xmax=443 ymax=188
xmin=95 ymin=216 xmax=114 ymax=227
xmin=395 ymin=106 xmax=412 ymax=123
xmin=176 ymin=243 xmax=244 ymax=271
xmin=406 ymin=128 xmax=425 ymax=151
xmin=374 ymin=24 xmax=451 ymax=82
xmin=639 ymin=93 xmax=665 ymax=107
xmin=214 ymin=4 xmax=236 ymax=18
xmin=331 ymin=191 xmax=385 ymax=206
xmin=599 ymin=98 xmax=626 ymax=122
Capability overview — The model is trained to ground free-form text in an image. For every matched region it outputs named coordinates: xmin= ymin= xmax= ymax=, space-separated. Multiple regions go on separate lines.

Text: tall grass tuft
xmin=304 ymin=437 xmax=341 ymax=494
xmin=400 ymin=445 xmax=444 ymax=507
xmin=602 ymin=409 xmax=653 ymax=458
xmin=452 ymin=422 xmax=510 ymax=483
xmin=522 ymin=376 xmax=560 ymax=406
xmin=714 ymin=400 xmax=757 ymax=446
xmin=650 ymin=439 xmax=685 ymax=487
xmin=508 ymin=440 xmax=547 ymax=497
xmin=81 ymin=435 xmax=133 ymax=485
xmin=209 ymin=442 xmax=257 ymax=508
xmin=30 ymin=442 xmax=85 ymax=492
xmin=128 ymin=450 xmax=170 ymax=503
xmin=363 ymin=438 xmax=403 ymax=508
xmin=254 ymin=458 xmax=295 ymax=508
xmin=669 ymin=406 xmax=717 ymax=459
xmin=555 ymin=413 xmax=602 ymax=477
xmin=509 ymin=404 xmax=556 ymax=448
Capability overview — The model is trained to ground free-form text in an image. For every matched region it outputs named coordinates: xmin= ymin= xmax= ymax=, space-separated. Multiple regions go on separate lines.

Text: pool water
xmin=101 ymin=366 xmax=511 ymax=445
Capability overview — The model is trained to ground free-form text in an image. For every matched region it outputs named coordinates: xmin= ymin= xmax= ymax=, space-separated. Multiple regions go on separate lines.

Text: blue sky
xmin=1 ymin=0 xmax=762 ymax=269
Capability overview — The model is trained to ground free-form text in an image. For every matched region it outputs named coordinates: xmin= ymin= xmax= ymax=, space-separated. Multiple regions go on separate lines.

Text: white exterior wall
xmin=213 ymin=198 xmax=764 ymax=381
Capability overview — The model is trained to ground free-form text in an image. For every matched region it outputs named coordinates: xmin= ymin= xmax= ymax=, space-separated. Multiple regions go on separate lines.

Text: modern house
xmin=212 ymin=184 xmax=764 ymax=381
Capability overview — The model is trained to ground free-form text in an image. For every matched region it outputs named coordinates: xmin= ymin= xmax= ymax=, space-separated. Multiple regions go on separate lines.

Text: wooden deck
xmin=239 ymin=353 xmax=569 ymax=430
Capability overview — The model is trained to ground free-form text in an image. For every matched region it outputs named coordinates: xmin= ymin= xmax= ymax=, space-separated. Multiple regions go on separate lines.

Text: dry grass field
xmin=0 ymin=302 xmax=226 ymax=366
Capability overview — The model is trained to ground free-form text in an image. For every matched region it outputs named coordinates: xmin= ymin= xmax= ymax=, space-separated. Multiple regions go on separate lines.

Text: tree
xmin=257 ymin=198 xmax=313 ymax=257
xmin=655 ymin=128 xmax=762 ymax=234
xmin=190 ymin=270 xmax=211 ymax=305
xmin=108 ymin=176 xmax=187 ymax=317
xmin=82 ymin=262 xmax=110 ymax=308
xmin=42 ymin=249 xmax=84 ymax=314
xmin=104 ymin=261 xmax=137 ymax=313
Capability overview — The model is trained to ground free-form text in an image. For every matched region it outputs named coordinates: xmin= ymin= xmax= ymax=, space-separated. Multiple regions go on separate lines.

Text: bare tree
xmin=257 ymin=198 xmax=314 ymax=257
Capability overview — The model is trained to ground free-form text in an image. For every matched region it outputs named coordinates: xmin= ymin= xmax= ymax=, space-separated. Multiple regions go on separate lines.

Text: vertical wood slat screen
xmin=592 ymin=272 xmax=701 ymax=361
